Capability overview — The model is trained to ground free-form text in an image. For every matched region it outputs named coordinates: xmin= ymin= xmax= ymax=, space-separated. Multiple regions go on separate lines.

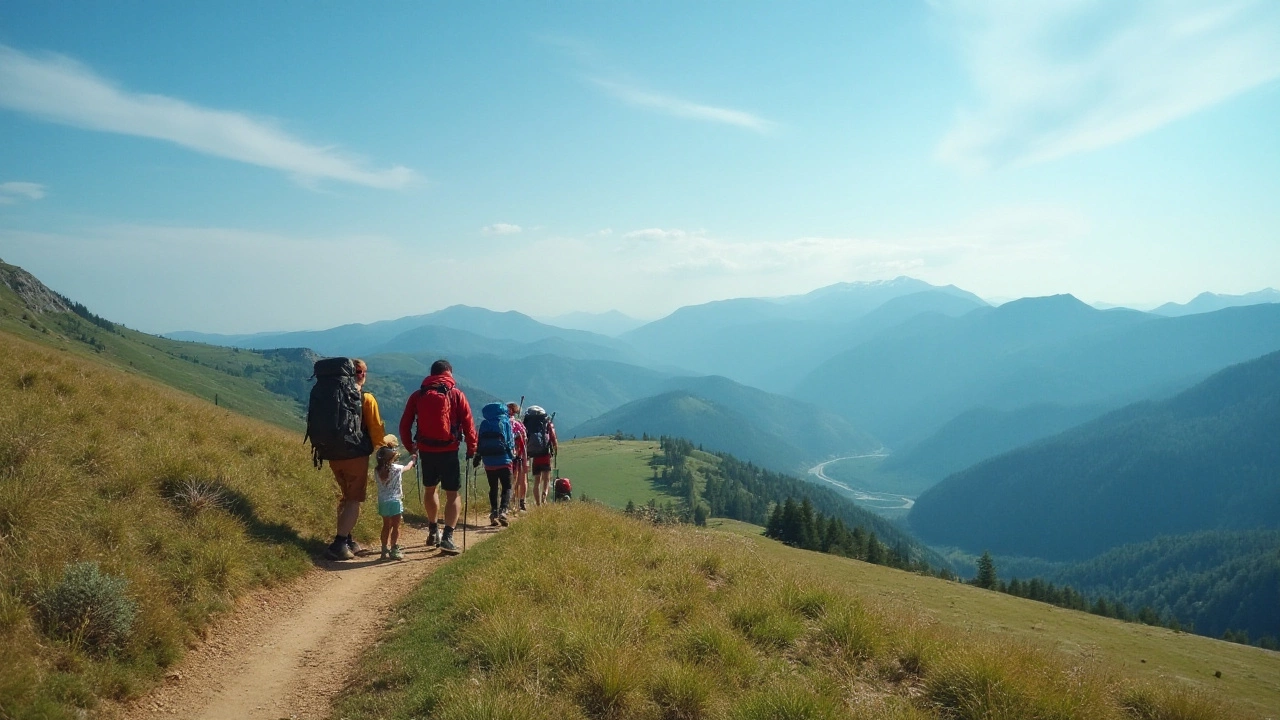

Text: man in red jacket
xmin=399 ymin=359 xmax=477 ymax=554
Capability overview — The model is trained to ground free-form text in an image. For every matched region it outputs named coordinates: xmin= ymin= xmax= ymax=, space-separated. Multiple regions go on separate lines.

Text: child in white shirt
xmin=375 ymin=444 xmax=415 ymax=560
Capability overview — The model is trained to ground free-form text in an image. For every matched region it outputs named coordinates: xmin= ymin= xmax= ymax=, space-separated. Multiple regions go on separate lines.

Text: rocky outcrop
xmin=0 ymin=259 xmax=75 ymax=314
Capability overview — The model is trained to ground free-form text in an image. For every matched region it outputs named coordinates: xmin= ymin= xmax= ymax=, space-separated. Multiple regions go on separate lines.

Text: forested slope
xmin=909 ymin=349 xmax=1280 ymax=560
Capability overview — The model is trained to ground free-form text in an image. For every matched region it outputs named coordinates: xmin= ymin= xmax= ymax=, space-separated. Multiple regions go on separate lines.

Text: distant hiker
xmin=306 ymin=358 xmax=387 ymax=561
xmin=508 ymin=402 xmax=529 ymax=512
xmin=375 ymin=441 xmax=414 ymax=560
xmin=398 ymin=359 xmax=477 ymax=554
xmin=473 ymin=402 xmax=515 ymax=526
xmin=523 ymin=406 xmax=557 ymax=506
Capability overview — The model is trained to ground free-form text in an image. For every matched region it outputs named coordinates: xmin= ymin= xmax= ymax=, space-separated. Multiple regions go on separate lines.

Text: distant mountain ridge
xmin=1152 ymin=288 xmax=1280 ymax=317
xmin=794 ymin=295 xmax=1280 ymax=448
xmin=908 ymin=349 xmax=1280 ymax=561
xmin=539 ymin=309 xmax=646 ymax=336
xmin=168 ymin=304 xmax=648 ymax=366
xmin=621 ymin=279 xmax=989 ymax=386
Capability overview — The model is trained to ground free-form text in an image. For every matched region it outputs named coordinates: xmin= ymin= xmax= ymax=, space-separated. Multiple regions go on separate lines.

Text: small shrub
xmin=39 ymin=561 xmax=137 ymax=653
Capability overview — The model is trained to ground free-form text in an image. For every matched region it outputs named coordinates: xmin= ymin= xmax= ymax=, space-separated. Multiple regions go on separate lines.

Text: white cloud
xmin=481 ymin=223 xmax=523 ymax=235
xmin=622 ymin=228 xmax=702 ymax=242
xmin=0 ymin=181 xmax=45 ymax=205
xmin=935 ymin=0 xmax=1280 ymax=170
xmin=0 ymin=44 xmax=416 ymax=189
xmin=592 ymin=79 xmax=775 ymax=133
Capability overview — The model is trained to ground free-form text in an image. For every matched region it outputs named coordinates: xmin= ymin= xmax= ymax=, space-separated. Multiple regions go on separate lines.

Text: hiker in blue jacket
xmin=472 ymin=402 xmax=515 ymax=526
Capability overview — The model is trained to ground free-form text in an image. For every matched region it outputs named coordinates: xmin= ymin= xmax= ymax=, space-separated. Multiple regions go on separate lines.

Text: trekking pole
xmin=462 ymin=454 xmax=470 ymax=552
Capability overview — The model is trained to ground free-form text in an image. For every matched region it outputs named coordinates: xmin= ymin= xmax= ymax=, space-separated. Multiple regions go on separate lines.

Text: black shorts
xmin=419 ymin=451 xmax=462 ymax=492
xmin=532 ymin=454 xmax=552 ymax=472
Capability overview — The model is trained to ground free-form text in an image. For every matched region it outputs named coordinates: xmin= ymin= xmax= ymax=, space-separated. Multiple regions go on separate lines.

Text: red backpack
xmin=554 ymin=477 xmax=572 ymax=499
xmin=412 ymin=382 xmax=461 ymax=448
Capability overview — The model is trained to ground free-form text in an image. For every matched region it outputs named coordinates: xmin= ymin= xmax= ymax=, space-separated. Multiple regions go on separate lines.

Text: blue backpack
xmin=477 ymin=403 xmax=514 ymax=461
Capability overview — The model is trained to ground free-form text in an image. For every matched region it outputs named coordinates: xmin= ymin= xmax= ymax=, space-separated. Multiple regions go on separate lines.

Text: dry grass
xmin=0 ymin=331 xmax=380 ymax=719
xmin=336 ymin=503 xmax=1251 ymax=720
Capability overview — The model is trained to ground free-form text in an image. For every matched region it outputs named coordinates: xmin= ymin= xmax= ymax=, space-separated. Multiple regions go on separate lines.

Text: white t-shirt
xmin=375 ymin=463 xmax=406 ymax=503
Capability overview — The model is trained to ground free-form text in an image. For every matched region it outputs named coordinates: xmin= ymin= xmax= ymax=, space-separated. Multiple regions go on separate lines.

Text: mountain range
xmin=908 ymin=349 xmax=1280 ymax=561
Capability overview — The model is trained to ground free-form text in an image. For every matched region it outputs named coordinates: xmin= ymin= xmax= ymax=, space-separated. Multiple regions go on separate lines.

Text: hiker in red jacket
xmin=398 ymin=359 xmax=477 ymax=554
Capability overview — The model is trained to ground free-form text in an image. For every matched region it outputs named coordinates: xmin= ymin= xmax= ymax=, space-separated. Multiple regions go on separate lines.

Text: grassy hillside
xmin=335 ymin=504 xmax=1273 ymax=719
xmin=0 ymin=260 xmax=313 ymax=430
xmin=569 ymin=391 xmax=853 ymax=474
xmin=556 ymin=436 xmax=673 ymax=508
xmin=0 ymin=330 xmax=383 ymax=719
xmin=909 ymin=349 xmax=1280 ymax=561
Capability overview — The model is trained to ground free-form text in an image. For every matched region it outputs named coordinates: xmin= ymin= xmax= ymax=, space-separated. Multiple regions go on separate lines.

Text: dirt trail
xmin=116 ymin=521 xmax=500 ymax=720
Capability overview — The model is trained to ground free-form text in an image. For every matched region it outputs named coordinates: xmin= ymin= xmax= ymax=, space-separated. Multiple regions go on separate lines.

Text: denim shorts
xmin=378 ymin=498 xmax=404 ymax=517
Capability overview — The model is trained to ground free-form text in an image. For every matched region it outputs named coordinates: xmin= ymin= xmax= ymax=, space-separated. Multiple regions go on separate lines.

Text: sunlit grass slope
xmin=0 ymin=330 xmax=381 ymax=719
xmin=0 ymin=261 xmax=309 ymax=430
xmin=336 ymin=503 xmax=1259 ymax=720
xmin=556 ymin=437 xmax=677 ymax=507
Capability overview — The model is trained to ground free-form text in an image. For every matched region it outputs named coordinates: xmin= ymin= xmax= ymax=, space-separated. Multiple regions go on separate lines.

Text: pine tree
xmin=974 ymin=551 xmax=997 ymax=590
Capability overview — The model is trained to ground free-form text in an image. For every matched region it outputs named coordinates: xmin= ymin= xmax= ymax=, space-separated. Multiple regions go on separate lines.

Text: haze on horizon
xmin=1 ymin=1 xmax=1278 ymax=335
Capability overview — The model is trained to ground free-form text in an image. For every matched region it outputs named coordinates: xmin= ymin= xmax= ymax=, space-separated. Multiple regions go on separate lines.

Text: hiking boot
xmin=438 ymin=535 xmax=459 ymax=554
xmin=426 ymin=527 xmax=440 ymax=547
xmin=390 ymin=545 xmax=404 ymax=561
xmin=498 ymin=512 xmax=509 ymax=527
xmin=379 ymin=547 xmax=389 ymax=560
xmin=519 ymin=499 xmax=527 ymax=512
xmin=326 ymin=538 xmax=354 ymax=561
xmin=489 ymin=513 xmax=500 ymax=527
xmin=346 ymin=537 xmax=362 ymax=556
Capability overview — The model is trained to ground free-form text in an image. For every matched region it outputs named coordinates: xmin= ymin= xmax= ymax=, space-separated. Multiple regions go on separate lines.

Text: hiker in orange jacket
xmin=327 ymin=358 xmax=388 ymax=560
xmin=398 ymin=359 xmax=477 ymax=554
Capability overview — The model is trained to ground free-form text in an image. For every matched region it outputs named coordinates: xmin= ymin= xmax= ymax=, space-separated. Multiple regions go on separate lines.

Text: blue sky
xmin=1 ymin=1 xmax=1278 ymax=333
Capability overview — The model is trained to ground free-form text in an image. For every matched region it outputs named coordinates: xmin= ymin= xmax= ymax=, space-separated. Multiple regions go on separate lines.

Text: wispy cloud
xmin=482 ymin=223 xmax=523 ymax=235
xmin=0 ymin=44 xmax=416 ymax=188
xmin=592 ymin=79 xmax=775 ymax=133
xmin=935 ymin=0 xmax=1280 ymax=170
xmin=0 ymin=181 xmax=45 ymax=205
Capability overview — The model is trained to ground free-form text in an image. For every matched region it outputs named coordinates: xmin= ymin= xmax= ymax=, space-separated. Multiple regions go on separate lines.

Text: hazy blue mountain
xmin=1152 ymin=289 xmax=1280 ymax=317
xmin=369 ymin=324 xmax=637 ymax=363
xmin=794 ymin=296 xmax=1280 ymax=448
xmin=620 ymin=280 xmax=987 ymax=385
xmin=569 ymin=375 xmax=880 ymax=473
xmin=881 ymin=402 xmax=1109 ymax=486
xmin=907 ymin=349 xmax=1280 ymax=561
xmin=167 ymin=305 xmax=642 ymax=363
xmin=539 ymin=310 xmax=647 ymax=336
xmin=365 ymin=352 xmax=672 ymax=430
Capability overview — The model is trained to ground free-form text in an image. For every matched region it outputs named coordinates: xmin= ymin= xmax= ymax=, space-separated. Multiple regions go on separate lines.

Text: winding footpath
xmin=807 ymin=453 xmax=916 ymax=510
xmin=117 ymin=521 xmax=497 ymax=720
